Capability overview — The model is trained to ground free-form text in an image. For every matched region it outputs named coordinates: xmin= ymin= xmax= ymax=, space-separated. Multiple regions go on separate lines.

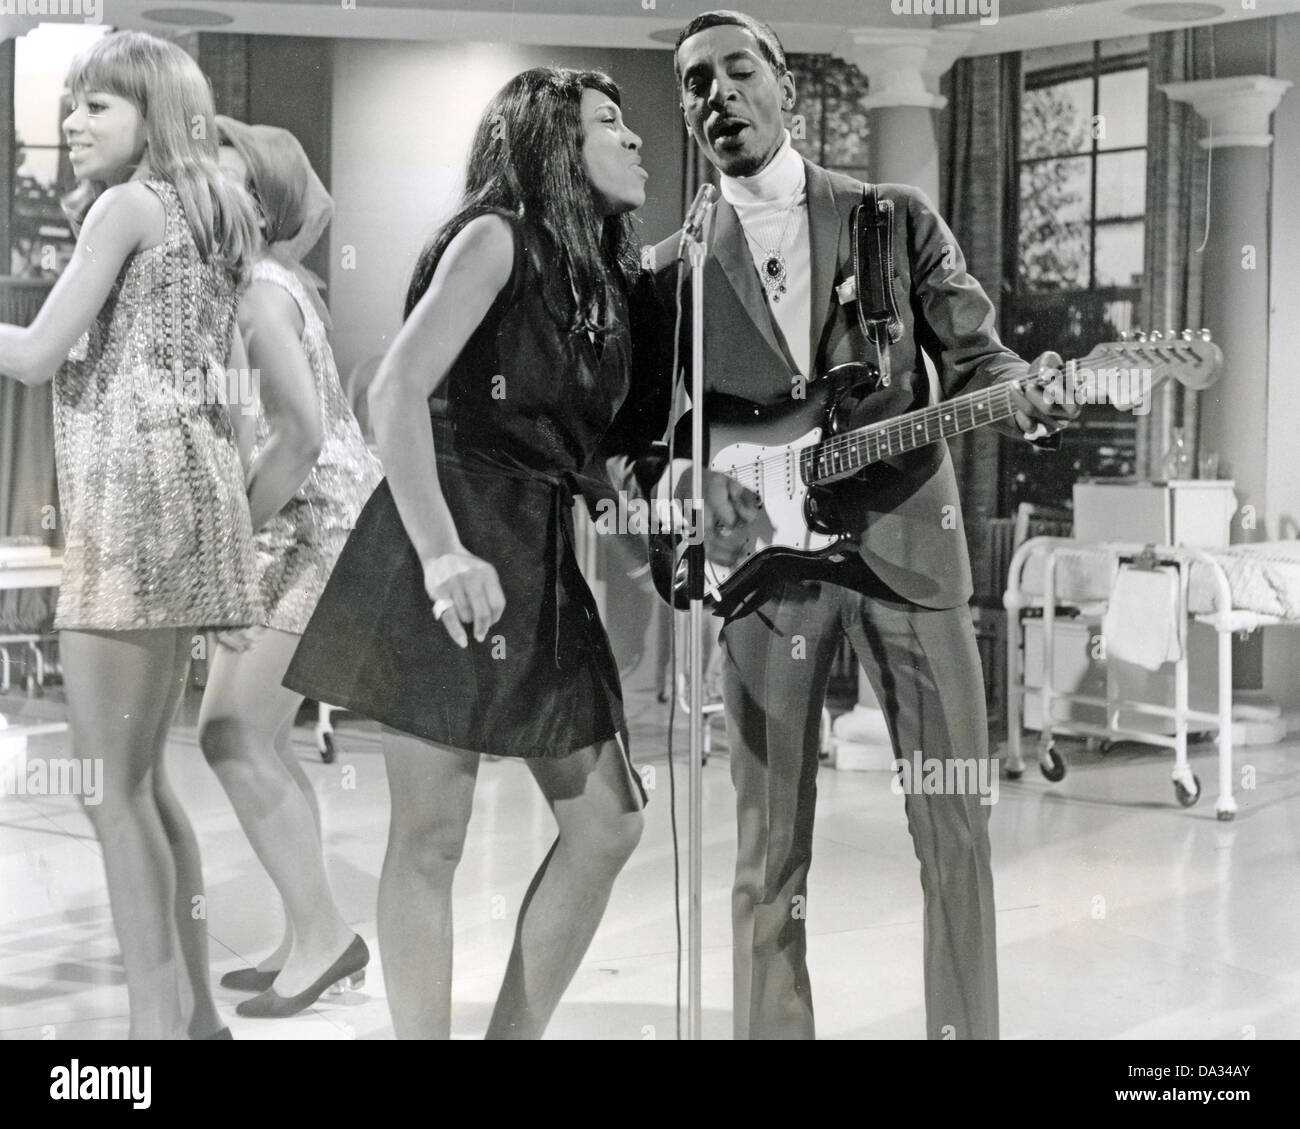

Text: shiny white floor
xmin=2 ymin=683 xmax=1299 ymax=1040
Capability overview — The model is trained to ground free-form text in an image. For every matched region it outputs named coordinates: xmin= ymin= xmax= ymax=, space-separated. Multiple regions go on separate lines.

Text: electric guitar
xmin=648 ymin=332 xmax=1223 ymax=619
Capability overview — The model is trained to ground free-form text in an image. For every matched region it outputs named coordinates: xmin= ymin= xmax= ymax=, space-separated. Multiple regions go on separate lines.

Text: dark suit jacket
xmin=606 ymin=159 xmax=1029 ymax=611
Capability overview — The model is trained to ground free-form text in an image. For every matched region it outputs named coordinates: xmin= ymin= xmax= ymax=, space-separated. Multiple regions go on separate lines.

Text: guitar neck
xmin=804 ymin=379 xmax=1025 ymax=484
xmin=799 ymin=334 xmax=1218 ymax=485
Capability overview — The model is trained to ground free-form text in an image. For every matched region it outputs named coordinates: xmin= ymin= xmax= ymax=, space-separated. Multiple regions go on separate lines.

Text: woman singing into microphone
xmin=285 ymin=67 xmax=664 ymax=1039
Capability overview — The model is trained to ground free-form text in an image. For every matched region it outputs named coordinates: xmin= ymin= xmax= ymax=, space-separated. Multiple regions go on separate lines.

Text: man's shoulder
xmin=871 ymin=181 xmax=936 ymax=211
xmin=819 ymin=167 xmax=931 ymax=207
xmin=804 ymin=162 xmax=934 ymax=219
xmin=817 ymin=164 xmax=866 ymax=194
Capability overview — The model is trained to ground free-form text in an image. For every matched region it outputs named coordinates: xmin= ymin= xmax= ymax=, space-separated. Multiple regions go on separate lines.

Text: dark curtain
xmin=940 ymin=53 xmax=1019 ymax=601
xmin=177 ymin=32 xmax=251 ymax=120
xmin=1139 ymin=29 xmax=1213 ymax=478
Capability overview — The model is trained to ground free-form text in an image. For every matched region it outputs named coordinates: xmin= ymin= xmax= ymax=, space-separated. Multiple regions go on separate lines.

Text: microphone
xmin=678 ymin=183 xmax=718 ymax=257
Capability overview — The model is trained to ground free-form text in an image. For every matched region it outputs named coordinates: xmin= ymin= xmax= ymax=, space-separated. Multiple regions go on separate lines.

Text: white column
xmin=1267 ymin=20 xmax=1300 ymax=715
xmin=1161 ymin=75 xmax=1290 ymax=709
xmin=1159 ymin=76 xmax=1290 ymax=540
xmin=844 ymin=27 xmax=969 ymax=202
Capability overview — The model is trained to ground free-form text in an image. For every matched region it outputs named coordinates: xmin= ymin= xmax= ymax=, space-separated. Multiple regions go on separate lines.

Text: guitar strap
xmin=850 ymin=185 xmax=904 ymax=388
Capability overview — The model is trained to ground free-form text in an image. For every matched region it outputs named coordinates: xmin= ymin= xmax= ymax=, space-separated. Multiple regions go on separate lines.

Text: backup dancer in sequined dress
xmin=284 ymin=68 xmax=663 ymax=1039
xmin=0 ymin=32 xmax=261 ymax=1039
xmin=196 ymin=118 xmax=379 ymax=1018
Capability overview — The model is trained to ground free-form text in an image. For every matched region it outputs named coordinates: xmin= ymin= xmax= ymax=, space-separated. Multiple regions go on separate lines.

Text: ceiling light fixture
xmin=142 ymin=7 xmax=235 ymax=27
xmin=1125 ymin=3 xmax=1225 ymax=21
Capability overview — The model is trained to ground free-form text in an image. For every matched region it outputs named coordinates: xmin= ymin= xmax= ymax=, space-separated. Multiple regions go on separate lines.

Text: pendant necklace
xmin=743 ymin=187 xmax=802 ymax=304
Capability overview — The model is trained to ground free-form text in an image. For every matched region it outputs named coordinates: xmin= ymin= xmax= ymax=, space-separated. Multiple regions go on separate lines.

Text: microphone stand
xmin=680 ymin=208 xmax=709 ymax=1041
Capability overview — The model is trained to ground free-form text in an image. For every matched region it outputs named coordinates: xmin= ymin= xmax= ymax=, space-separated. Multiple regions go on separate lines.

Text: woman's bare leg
xmin=224 ymin=711 xmax=321 ymax=973
xmin=239 ymin=710 xmax=319 ymax=971
xmin=198 ymin=628 xmax=354 ymax=996
xmin=378 ymin=729 xmax=479 ymax=1039
xmin=145 ymin=631 xmax=225 ymax=1037
xmin=487 ymin=738 xmax=644 ymax=1039
xmin=61 ymin=628 xmax=195 ymax=1040
xmin=274 ymin=709 xmax=321 ymax=833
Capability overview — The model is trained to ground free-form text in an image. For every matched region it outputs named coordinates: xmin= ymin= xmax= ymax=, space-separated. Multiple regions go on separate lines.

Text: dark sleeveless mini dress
xmin=283 ymin=211 xmax=645 ymax=795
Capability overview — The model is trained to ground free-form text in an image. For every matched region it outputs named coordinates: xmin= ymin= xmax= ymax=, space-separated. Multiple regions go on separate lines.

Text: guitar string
xmin=726 ymin=381 xmax=1027 ymax=494
xmin=821 ymin=342 xmax=1194 ymax=461
xmin=721 ymin=344 xmax=1199 ymax=491
xmin=726 ymin=378 xmax=1028 ymax=492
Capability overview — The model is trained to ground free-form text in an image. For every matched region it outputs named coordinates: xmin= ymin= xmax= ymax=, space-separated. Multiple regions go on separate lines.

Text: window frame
xmin=999 ymin=39 xmax=1150 ymax=517
xmin=1010 ymin=42 xmax=1149 ymax=296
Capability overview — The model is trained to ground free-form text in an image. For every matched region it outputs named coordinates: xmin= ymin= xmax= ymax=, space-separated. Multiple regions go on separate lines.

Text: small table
xmin=0 ymin=553 xmax=63 ymax=725
xmin=0 ymin=554 xmax=63 ymax=592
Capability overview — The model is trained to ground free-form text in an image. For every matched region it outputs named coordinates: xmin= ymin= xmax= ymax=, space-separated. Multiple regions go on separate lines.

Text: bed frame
xmin=1003 ymin=537 xmax=1295 ymax=821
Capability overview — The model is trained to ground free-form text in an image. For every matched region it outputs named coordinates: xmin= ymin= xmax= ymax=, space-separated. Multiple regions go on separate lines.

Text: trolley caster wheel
xmin=1216 ymin=809 xmax=1236 ymax=822
xmin=1174 ymin=774 xmax=1201 ymax=808
xmin=1040 ymin=746 xmax=1066 ymax=782
xmin=320 ymin=732 xmax=336 ymax=764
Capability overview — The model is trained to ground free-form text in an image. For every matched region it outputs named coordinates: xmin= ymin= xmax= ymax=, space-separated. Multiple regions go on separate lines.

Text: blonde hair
xmin=61 ymin=30 xmax=257 ymax=285
xmin=215 ymin=116 xmax=335 ymax=327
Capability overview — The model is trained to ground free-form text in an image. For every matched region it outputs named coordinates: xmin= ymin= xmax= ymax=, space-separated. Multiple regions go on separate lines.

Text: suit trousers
xmin=720 ymin=577 xmax=999 ymax=1040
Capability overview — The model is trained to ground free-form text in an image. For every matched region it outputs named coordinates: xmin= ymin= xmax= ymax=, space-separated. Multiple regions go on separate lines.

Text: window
xmin=1017 ymin=37 xmax=1148 ymax=294
xmin=1003 ymin=36 xmax=1149 ymax=512
xmin=8 ymin=23 xmax=109 ymax=277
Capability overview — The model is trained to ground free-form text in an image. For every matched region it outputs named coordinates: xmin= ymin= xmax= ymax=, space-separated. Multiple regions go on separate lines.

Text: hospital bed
xmin=1003 ymin=536 xmax=1300 ymax=820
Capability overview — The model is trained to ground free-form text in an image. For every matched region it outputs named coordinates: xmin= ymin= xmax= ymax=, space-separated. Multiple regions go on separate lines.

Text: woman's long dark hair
xmin=404 ymin=67 xmax=639 ymax=334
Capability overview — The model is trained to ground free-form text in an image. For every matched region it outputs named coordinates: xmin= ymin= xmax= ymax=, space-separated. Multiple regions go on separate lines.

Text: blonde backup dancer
xmin=199 ymin=117 xmax=381 ymax=1018
xmin=0 ymin=31 xmax=261 ymax=1039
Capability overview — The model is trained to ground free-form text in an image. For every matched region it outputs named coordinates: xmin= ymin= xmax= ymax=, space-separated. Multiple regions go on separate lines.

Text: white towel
xmin=1103 ymin=565 xmax=1182 ymax=671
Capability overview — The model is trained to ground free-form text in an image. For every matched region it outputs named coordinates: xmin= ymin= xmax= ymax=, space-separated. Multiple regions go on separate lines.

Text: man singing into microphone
xmin=619 ymin=10 xmax=1076 ymax=1039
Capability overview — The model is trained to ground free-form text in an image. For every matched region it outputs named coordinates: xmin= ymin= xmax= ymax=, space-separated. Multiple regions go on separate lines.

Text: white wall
xmin=328 ymin=38 xmax=684 ymax=379
xmin=1265 ymin=12 xmax=1300 ymax=713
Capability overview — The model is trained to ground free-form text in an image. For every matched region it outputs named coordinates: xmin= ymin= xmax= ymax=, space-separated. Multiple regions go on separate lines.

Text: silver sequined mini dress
xmin=247 ymin=258 xmax=381 ymax=634
xmin=52 ymin=180 xmax=262 ymax=631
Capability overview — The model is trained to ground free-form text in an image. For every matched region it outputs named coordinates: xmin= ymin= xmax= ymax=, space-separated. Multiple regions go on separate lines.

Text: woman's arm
xmin=227 ymin=327 xmax=258 ymax=475
xmin=368 ymin=212 xmax=514 ymax=644
xmin=238 ymin=280 xmax=324 ymax=530
xmin=0 ymin=183 xmax=161 ymax=385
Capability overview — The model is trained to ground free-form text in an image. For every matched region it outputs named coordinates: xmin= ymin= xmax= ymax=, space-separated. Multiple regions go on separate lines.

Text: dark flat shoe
xmin=235 ymin=935 xmax=369 ymax=1019
xmin=220 ymin=967 xmax=279 ymax=993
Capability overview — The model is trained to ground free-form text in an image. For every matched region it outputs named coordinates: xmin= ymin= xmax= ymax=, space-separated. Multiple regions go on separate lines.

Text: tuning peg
xmin=1182 ymin=328 xmax=1193 ymax=342
xmin=1120 ymin=330 xmax=1129 ymax=341
xmin=1199 ymin=328 xmax=1212 ymax=342
xmin=1134 ymin=329 xmax=1147 ymax=342
xmin=1150 ymin=331 xmax=1163 ymax=342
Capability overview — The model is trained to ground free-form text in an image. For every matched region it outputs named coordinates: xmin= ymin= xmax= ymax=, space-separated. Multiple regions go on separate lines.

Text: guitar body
xmin=652 ymin=362 xmax=881 ymax=615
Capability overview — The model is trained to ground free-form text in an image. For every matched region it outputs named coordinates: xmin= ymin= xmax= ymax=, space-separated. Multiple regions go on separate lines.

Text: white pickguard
xmin=701 ymin=424 xmax=841 ymax=597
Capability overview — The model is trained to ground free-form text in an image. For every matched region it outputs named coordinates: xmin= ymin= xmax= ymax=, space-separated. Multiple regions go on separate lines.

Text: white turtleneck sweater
xmin=719 ymin=132 xmax=811 ymax=378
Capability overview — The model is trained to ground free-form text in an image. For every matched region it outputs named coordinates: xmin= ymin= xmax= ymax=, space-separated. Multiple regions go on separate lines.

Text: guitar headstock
xmin=1069 ymin=329 xmax=1223 ymax=412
